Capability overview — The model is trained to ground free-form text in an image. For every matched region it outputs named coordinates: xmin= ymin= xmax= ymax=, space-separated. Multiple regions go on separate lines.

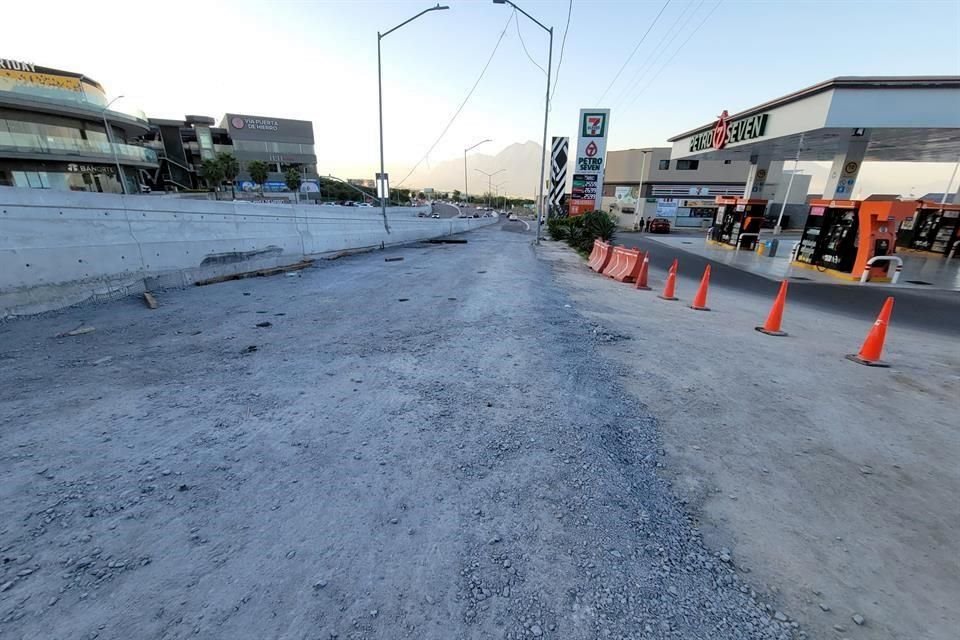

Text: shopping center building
xmin=0 ymin=57 xmax=157 ymax=193
xmin=0 ymin=57 xmax=317 ymax=195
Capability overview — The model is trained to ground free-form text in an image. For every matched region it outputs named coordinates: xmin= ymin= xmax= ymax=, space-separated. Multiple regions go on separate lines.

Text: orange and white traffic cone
xmin=689 ymin=265 xmax=711 ymax=311
xmin=755 ymin=280 xmax=789 ymax=336
xmin=658 ymin=259 xmax=679 ymax=301
xmin=846 ymin=296 xmax=894 ymax=367
xmin=634 ymin=255 xmax=651 ymax=290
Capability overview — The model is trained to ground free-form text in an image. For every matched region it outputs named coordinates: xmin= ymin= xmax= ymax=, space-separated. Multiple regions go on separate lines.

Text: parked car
xmin=357 ymin=202 xmax=373 ymax=208
xmin=649 ymin=218 xmax=671 ymax=234
xmin=431 ymin=213 xmax=440 ymax=218
xmin=508 ymin=213 xmax=518 ymax=221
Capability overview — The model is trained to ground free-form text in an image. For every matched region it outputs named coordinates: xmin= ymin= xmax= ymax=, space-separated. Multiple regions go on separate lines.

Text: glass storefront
xmin=1 ymin=161 xmax=126 ymax=193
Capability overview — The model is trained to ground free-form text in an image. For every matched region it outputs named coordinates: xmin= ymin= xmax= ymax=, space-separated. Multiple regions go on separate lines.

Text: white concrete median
xmin=0 ymin=187 xmax=496 ymax=316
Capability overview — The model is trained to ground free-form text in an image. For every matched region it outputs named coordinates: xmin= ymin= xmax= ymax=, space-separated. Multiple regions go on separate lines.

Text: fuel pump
xmin=711 ymin=197 xmax=767 ymax=249
xmin=794 ymin=200 xmax=913 ymax=280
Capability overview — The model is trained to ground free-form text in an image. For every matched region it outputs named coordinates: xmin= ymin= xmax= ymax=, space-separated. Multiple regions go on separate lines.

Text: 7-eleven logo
xmin=581 ymin=112 xmax=607 ymax=137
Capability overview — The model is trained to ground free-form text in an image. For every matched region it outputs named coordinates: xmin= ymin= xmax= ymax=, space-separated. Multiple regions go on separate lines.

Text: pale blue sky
xmin=6 ymin=0 xmax=960 ymax=192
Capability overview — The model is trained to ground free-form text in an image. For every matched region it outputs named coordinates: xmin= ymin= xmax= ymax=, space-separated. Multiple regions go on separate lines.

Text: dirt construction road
xmin=1 ymin=223 xmax=794 ymax=639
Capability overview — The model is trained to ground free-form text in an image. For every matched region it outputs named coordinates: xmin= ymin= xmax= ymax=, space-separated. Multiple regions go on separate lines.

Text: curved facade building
xmin=0 ymin=57 xmax=157 ymax=193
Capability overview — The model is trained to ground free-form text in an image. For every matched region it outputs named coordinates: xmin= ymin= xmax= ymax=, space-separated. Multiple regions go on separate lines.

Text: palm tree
xmin=284 ymin=169 xmax=302 ymax=204
xmin=199 ymin=159 xmax=224 ymax=200
xmin=218 ymin=153 xmax=239 ymax=200
xmin=247 ymin=160 xmax=269 ymax=196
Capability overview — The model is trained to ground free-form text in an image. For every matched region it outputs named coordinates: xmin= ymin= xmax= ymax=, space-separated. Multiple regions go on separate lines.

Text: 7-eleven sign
xmin=571 ymin=108 xmax=611 ymax=215
xmin=581 ymin=112 xmax=607 ymax=138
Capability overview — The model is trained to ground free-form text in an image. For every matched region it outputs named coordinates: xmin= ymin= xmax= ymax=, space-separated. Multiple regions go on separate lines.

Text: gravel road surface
xmin=1 ymin=223 xmax=796 ymax=639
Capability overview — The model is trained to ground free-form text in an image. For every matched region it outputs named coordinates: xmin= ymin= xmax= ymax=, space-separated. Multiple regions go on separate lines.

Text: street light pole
xmin=378 ymin=4 xmax=449 ymax=233
xmin=492 ymin=0 xmax=551 ymax=245
xmin=101 ymin=96 xmax=127 ymax=195
xmin=775 ymin=133 xmax=804 ymax=235
xmin=475 ymin=168 xmax=505 ymax=208
xmin=464 ymin=139 xmax=491 ymax=206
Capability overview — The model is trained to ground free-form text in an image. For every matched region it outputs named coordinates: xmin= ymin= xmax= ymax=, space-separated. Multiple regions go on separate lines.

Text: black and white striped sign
xmin=549 ymin=137 xmax=568 ymax=215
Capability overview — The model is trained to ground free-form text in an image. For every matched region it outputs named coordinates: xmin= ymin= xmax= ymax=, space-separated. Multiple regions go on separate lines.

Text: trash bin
xmin=760 ymin=238 xmax=779 ymax=257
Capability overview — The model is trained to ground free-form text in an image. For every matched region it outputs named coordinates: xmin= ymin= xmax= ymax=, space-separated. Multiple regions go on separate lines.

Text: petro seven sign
xmin=689 ymin=110 xmax=769 ymax=152
xmin=570 ymin=108 xmax=611 ymax=216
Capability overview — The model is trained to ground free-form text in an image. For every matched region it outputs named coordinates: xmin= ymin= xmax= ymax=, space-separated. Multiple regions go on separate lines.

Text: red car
xmin=649 ymin=218 xmax=671 ymax=234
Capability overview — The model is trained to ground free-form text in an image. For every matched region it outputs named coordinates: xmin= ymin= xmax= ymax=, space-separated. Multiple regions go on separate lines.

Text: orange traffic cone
xmin=755 ymin=280 xmax=789 ymax=336
xmin=690 ymin=265 xmax=711 ymax=311
xmin=846 ymin=297 xmax=894 ymax=367
xmin=658 ymin=259 xmax=678 ymax=301
xmin=634 ymin=255 xmax=651 ymax=290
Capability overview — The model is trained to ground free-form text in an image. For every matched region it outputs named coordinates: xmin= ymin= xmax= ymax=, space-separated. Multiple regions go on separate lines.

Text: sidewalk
xmin=621 ymin=231 xmax=960 ymax=291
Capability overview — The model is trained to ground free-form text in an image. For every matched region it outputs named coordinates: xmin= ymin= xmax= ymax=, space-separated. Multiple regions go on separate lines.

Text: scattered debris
xmin=92 ymin=356 xmax=113 ymax=366
xmin=56 ymin=326 xmax=95 ymax=338
xmin=195 ymin=260 xmax=314 ymax=286
xmin=398 ymin=298 xmax=409 ymax=302
xmin=384 ymin=257 xmax=404 ymax=262
xmin=256 ymin=321 xmax=272 ymax=328
xmin=427 ymin=238 xmax=468 ymax=244
xmin=143 ymin=292 xmax=159 ymax=309
xmin=852 ymin=613 xmax=865 ymax=626
xmin=241 ymin=345 xmax=259 ymax=354
xmin=285 ymin=271 xmax=301 ymax=278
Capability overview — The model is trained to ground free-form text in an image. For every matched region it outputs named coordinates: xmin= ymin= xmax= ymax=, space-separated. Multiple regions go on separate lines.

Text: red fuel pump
xmin=794 ymin=199 xmax=914 ymax=280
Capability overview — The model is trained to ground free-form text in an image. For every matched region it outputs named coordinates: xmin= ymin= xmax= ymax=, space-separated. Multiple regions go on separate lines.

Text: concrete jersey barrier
xmin=0 ymin=187 xmax=496 ymax=317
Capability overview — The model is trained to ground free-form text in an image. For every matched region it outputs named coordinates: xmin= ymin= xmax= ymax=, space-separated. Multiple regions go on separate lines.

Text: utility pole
xmin=378 ymin=4 xmax=449 ymax=232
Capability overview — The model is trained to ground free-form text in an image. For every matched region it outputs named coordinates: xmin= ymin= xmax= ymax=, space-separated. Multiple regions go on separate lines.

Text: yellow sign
xmin=0 ymin=69 xmax=83 ymax=93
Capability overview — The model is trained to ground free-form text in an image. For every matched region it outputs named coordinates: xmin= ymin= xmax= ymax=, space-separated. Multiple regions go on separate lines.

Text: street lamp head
xmin=492 ymin=0 xmax=507 ymax=4
xmin=435 ymin=4 xmax=450 ymax=9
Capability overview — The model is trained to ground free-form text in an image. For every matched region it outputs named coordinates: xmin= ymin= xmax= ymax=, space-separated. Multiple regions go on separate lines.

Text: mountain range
xmin=403 ymin=141 xmax=545 ymax=199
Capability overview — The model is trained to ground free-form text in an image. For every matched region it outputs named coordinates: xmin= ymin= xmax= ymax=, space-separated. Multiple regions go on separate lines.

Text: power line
xmin=514 ymin=9 xmax=546 ymax=75
xmin=550 ymin=0 xmax=574 ymax=104
xmin=622 ymin=0 xmax=723 ymax=111
xmin=395 ymin=14 xmax=513 ymax=188
xmin=611 ymin=0 xmax=704 ymax=111
xmin=596 ymin=0 xmax=671 ymax=104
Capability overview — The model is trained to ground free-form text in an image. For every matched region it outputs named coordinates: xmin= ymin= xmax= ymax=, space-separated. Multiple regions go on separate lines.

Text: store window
xmin=658 ymin=159 xmax=669 ymax=170
xmin=676 ymin=160 xmax=699 ymax=170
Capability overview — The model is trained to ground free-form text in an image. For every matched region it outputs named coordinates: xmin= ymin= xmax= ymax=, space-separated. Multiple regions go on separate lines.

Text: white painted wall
xmin=0 ymin=187 xmax=496 ymax=316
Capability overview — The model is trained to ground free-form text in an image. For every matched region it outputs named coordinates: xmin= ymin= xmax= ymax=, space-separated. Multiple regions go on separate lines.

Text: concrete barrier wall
xmin=0 ymin=187 xmax=496 ymax=317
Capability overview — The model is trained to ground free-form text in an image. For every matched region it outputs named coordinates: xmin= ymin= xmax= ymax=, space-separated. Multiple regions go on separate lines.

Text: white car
xmin=508 ymin=214 xmax=518 ymax=221
xmin=357 ymin=202 xmax=373 ymax=208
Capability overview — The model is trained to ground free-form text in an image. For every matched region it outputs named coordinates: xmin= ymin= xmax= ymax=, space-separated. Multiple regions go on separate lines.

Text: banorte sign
xmin=689 ymin=110 xmax=769 ymax=152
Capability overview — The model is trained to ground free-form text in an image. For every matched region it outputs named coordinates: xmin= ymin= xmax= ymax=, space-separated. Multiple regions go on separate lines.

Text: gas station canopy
xmin=668 ymin=77 xmax=960 ymax=163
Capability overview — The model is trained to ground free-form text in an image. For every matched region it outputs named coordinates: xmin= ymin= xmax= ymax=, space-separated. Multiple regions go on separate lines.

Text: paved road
xmin=0 ymin=225 xmax=792 ymax=639
xmin=617 ymin=231 xmax=959 ymax=336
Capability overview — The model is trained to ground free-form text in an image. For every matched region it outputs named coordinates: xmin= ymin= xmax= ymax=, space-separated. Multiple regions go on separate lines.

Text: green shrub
xmin=563 ymin=210 xmax=618 ymax=253
xmin=547 ymin=217 xmax=570 ymax=241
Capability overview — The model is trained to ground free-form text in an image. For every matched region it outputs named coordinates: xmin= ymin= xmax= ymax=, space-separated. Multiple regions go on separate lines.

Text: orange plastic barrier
xmin=605 ymin=247 xmax=645 ymax=283
xmin=588 ymin=241 xmax=612 ymax=272
xmin=601 ymin=245 xmax=630 ymax=278
xmin=587 ymin=239 xmax=603 ymax=268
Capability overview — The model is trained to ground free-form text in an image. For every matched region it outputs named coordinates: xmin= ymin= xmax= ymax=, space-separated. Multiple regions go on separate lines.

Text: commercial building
xmin=137 ymin=113 xmax=318 ymax=193
xmin=602 ymin=147 xmax=810 ymax=229
xmin=221 ymin=113 xmax=317 ymax=192
xmin=0 ymin=57 xmax=157 ymax=193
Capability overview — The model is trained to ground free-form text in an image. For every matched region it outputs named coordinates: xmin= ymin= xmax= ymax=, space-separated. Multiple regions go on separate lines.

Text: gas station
xmin=667 ymin=77 xmax=960 ymax=284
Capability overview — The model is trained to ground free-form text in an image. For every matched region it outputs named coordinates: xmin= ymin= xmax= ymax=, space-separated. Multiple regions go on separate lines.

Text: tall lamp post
xmin=494 ymin=180 xmax=508 ymax=210
xmin=493 ymin=0 xmax=552 ymax=244
xmin=101 ymin=96 xmax=127 ymax=195
xmin=464 ymin=139 xmax=491 ymax=206
xmin=378 ymin=4 xmax=449 ymax=233
xmin=475 ymin=168 xmax=505 ymax=207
